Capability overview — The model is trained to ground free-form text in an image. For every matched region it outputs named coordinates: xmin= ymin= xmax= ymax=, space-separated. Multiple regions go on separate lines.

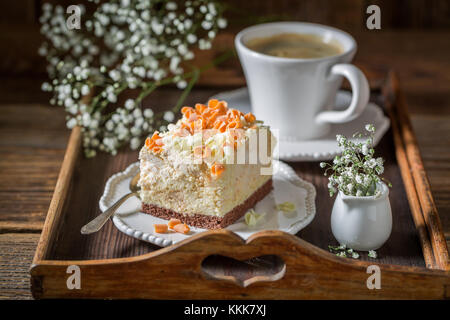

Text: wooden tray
xmin=30 ymin=72 xmax=450 ymax=299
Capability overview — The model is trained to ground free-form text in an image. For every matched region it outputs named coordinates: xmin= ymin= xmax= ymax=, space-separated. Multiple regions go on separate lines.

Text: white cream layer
xmin=138 ymin=146 xmax=271 ymax=217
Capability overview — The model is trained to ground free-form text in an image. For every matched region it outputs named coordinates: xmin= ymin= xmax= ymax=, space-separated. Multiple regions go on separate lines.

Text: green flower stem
xmin=172 ymin=68 xmax=200 ymax=113
xmin=135 ymin=82 xmax=158 ymax=105
xmin=90 ymin=82 xmax=128 ymax=114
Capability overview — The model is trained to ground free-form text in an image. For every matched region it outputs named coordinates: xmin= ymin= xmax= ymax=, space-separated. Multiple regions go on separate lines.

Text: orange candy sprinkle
xmin=227 ymin=109 xmax=243 ymax=119
xmin=214 ymin=121 xmax=227 ymax=133
xmin=146 ymin=131 xmax=164 ymax=153
xmin=154 ymin=224 xmax=168 ymax=233
xmin=189 ymin=121 xmax=195 ymax=133
xmin=154 ymin=220 xmax=189 ymax=234
xmin=173 ymin=100 xmax=261 ymax=177
xmin=151 ymin=132 xmax=161 ymax=140
xmin=195 ymin=103 xmax=207 ymax=114
xmin=212 ymin=102 xmax=227 ymax=114
xmin=181 ymin=106 xmax=194 ymax=115
xmin=244 ymin=112 xmax=256 ymax=123
xmin=211 ymin=163 xmax=225 ymax=177
xmin=179 ymin=100 xmax=257 ymax=138
xmin=227 ymin=120 xmax=243 ymax=129
xmin=173 ymin=223 xmax=190 ymax=234
xmin=168 ymin=218 xmax=182 ymax=229
xmin=208 ymin=99 xmax=219 ymax=108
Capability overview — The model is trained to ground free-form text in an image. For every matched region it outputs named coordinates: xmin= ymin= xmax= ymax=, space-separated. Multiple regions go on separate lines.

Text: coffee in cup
xmin=245 ymin=32 xmax=343 ymax=59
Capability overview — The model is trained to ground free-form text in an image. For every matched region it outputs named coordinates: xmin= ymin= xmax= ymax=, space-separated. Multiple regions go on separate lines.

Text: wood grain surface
xmin=30 ymin=231 xmax=450 ymax=299
xmin=1 ymin=30 xmax=450 ymax=299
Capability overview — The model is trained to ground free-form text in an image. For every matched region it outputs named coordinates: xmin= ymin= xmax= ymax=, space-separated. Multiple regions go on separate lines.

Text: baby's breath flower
xmin=85 ymin=149 xmax=97 ymax=158
xmin=329 ymin=244 xmax=360 ymax=259
xmin=217 ymin=18 xmax=227 ymax=29
xmin=347 ymin=183 xmax=354 ymax=193
xmin=39 ymin=0 xmax=227 ymax=157
xmin=186 ymin=7 xmax=194 ymax=15
xmin=81 ymin=84 xmax=90 ymax=96
xmin=41 ymin=82 xmax=52 ymax=91
xmin=66 ymin=118 xmax=77 ymax=129
xmin=130 ymin=137 xmax=141 ymax=150
xmin=166 ymin=2 xmax=177 ymax=10
xmin=163 ymin=111 xmax=175 ymax=122
xmin=351 ymin=252 xmax=360 ymax=259
xmin=365 ymin=124 xmax=375 ymax=133
xmin=176 ymin=80 xmax=187 ymax=89
xmin=143 ymin=108 xmax=154 ymax=118
xmin=125 ymin=99 xmax=135 ymax=110
xmin=187 ymin=34 xmax=197 ymax=44
xmin=320 ymin=124 xmax=391 ymax=197
xmin=198 ymin=38 xmax=212 ymax=50
xmin=362 ymin=144 xmax=369 ymax=155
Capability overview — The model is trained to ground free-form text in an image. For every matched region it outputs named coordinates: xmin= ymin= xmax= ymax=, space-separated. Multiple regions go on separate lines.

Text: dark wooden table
xmin=1 ymin=31 xmax=449 ymax=299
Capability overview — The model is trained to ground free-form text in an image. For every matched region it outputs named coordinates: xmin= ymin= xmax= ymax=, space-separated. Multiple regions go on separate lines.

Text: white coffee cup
xmin=235 ymin=22 xmax=370 ymax=140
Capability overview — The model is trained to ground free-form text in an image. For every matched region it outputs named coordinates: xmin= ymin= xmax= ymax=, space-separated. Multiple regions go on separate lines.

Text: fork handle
xmin=80 ymin=192 xmax=136 ymax=234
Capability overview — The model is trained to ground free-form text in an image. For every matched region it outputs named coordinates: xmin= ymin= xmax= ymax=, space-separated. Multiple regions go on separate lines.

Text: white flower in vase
xmin=320 ymin=124 xmax=393 ymax=252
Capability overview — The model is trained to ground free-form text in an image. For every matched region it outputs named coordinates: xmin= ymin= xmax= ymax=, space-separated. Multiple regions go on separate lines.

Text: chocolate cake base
xmin=141 ymin=179 xmax=273 ymax=229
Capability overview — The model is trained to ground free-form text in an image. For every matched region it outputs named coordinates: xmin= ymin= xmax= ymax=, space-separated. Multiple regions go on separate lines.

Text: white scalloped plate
xmin=99 ymin=160 xmax=316 ymax=247
xmin=211 ymin=89 xmax=390 ymax=161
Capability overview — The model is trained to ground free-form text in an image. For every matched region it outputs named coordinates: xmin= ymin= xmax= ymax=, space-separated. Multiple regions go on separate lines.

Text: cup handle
xmin=315 ymin=64 xmax=370 ymax=124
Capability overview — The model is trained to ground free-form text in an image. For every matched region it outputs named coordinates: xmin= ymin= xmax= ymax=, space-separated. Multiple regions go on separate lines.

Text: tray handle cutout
xmin=201 ymin=254 xmax=286 ymax=287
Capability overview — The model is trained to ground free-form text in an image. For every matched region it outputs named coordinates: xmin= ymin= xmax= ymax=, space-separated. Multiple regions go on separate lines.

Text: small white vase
xmin=331 ymin=182 xmax=392 ymax=251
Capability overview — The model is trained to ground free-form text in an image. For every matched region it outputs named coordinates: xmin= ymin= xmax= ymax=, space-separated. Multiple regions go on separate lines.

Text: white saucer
xmin=211 ymin=88 xmax=390 ymax=161
xmin=100 ymin=161 xmax=316 ymax=247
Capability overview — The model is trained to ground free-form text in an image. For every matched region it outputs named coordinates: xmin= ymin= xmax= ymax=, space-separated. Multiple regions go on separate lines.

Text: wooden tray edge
xmin=30 ymin=229 xmax=450 ymax=299
xmin=29 ymin=73 xmax=450 ymax=298
xmin=31 ymin=126 xmax=82 ymax=264
xmin=383 ymin=71 xmax=450 ymax=271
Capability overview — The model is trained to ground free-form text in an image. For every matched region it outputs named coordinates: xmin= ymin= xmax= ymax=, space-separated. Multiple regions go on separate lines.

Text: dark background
xmin=1 ymin=0 xmax=450 ymax=77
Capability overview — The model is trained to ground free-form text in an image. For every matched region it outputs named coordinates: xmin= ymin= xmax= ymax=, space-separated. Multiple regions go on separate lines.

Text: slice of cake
xmin=138 ymin=99 xmax=275 ymax=229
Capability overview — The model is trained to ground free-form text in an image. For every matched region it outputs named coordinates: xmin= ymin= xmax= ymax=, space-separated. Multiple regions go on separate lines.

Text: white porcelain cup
xmin=235 ymin=22 xmax=370 ymax=140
